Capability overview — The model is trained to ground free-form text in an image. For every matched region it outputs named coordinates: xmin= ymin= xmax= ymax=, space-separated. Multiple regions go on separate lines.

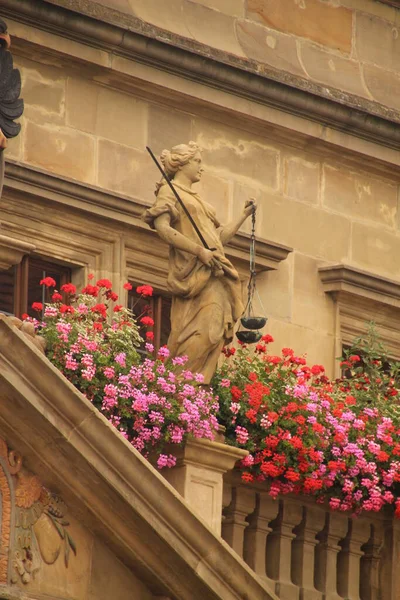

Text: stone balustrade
xmin=222 ymin=472 xmax=398 ymax=600
xmin=161 ymin=439 xmax=400 ymax=600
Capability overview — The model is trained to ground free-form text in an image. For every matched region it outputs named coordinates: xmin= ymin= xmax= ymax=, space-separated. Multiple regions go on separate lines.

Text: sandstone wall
xmin=46 ymin=0 xmax=400 ymax=117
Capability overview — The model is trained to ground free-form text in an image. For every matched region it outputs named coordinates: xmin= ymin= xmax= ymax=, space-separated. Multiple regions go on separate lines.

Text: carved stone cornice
xmin=0 ymin=233 xmax=35 ymax=271
xmin=4 ymin=160 xmax=292 ymax=274
xmin=0 ymin=318 xmax=277 ymax=600
xmin=318 ymin=264 xmax=400 ymax=309
xmin=319 ymin=264 xmax=400 ymax=358
xmin=1 ymin=0 xmax=400 ymax=149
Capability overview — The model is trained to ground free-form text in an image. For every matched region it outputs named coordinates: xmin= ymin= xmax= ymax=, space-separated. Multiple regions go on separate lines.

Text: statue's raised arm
xmin=142 ymin=142 xmax=255 ymax=383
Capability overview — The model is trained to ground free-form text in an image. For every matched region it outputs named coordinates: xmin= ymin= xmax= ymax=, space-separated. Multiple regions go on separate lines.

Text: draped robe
xmin=143 ymin=182 xmax=243 ymax=383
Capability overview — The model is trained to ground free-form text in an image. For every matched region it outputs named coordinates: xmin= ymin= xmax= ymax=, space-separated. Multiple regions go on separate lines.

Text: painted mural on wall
xmin=0 ymin=437 xmax=76 ymax=587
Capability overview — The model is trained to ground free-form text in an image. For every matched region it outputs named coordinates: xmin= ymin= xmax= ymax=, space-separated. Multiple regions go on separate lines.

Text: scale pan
xmin=241 ymin=316 xmax=267 ymax=330
xmin=236 ymin=330 xmax=262 ymax=344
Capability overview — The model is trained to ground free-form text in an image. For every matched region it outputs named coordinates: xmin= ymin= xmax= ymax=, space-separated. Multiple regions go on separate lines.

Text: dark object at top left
xmin=0 ymin=17 xmax=24 ymax=138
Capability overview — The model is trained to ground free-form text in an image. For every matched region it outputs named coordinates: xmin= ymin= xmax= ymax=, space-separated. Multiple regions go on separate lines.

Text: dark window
xmin=128 ymin=288 xmax=171 ymax=353
xmin=0 ymin=256 xmax=71 ymax=318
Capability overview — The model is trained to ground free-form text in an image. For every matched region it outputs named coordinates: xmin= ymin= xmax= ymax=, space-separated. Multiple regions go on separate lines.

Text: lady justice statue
xmin=143 ymin=142 xmax=255 ymax=383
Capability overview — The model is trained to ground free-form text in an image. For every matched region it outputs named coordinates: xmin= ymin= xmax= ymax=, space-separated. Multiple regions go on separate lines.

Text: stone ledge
xmin=2 ymin=0 xmax=400 ymax=150
xmin=318 ymin=264 xmax=400 ymax=309
xmin=4 ymin=160 xmax=292 ymax=273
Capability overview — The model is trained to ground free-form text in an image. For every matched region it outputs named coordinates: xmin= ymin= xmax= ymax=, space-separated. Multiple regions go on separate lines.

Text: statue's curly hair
xmin=155 ymin=141 xmax=200 ymax=196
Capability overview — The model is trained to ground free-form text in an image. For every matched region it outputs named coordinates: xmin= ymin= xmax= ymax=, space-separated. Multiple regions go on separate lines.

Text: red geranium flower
xmin=113 ymin=304 xmax=123 ymax=312
xmin=31 ymin=302 xmax=43 ymax=312
xmin=91 ymin=303 xmax=107 ymax=318
xmin=261 ymin=334 xmax=274 ymax=343
xmin=93 ymin=322 xmax=103 ymax=331
xmin=146 ymin=331 xmax=155 ymax=340
xmin=52 ymin=292 xmax=63 ymax=301
xmin=60 ymin=305 xmax=75 ymax=314
xmin=40 ymin=276 xmax=56 ymax=287
xmin=106 ymin=291 xmax=119 ymax=302
xmin=96 ymin=279 xmax=112 ymax=289
xmin=123 ymin=282 xmax=133 ymax=291
xmin=21 ymin=313 xmax=28 ymax=320
xmin=140 ymin=316 xmax=154 ymax=327
xmin=61 ymin=283 xmax=77 ymax=295
xmin=136 ymin=285 xmax=153 ymax=296
xmin=82 ymin=285 xmax=99 ymax=297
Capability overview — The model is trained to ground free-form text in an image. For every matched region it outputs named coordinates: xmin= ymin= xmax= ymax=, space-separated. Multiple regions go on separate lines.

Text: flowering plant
xmin=26 ymin=277 xmax=218 ymax=467
xmin=213 ymin=331 xmax=400 ymax=516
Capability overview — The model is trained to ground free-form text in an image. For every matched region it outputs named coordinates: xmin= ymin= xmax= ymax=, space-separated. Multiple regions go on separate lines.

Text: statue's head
xmin=160 ymin=141 xmax=203 ymax=184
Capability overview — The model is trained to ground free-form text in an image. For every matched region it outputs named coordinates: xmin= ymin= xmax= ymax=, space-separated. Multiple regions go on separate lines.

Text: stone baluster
xmin=314 ymin=512 xmax=348 ymax=600
xmin=379 ymin=517 xmax=400 ymax=600
xmin=291 ymin=504 xmax=325 ymax=600
xmin=243 ymin=491 xmax=279 ymax=580
xmin=222 ymin=485 xmax=256 ymax=558
xmin=266 ymin=497 xmax=303 ymax=600
xmin=360 ymin=520 xmax=384 ymax=600
xmin=337 ymin=518 xmax=371 ymax=600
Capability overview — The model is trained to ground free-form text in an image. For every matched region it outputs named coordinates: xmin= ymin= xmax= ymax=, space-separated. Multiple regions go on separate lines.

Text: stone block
xmin=147 ymin=104 xmax=192 ymax=156
xmin=246 ymin=0 xmax=353 ymax=53
xmin=257 ymin=254 xmax=293 ymax=321
xmin=259 ymin=193 xmax=351 ymax=262
xmin=66 ymin=77 xmax=99 ymax=133
xmin=88 ymin=539 xmax=153 ymax=600
xmin=356 ymin=12 xmax=400 ymax=74
xmin=96 ymin=87 xmax=147 ymax=149
xmin=5 ymin=130 xmax=22 ymax=161
xmin=292 ymin=253 xmax=335 ymax=333
xmin=97 ymin=139 xmax=155 ymax=200
xmin=193 ymin=119 xmax=279 ymax=189
xmin=351 ymin=222 xmax=400 ymax=279
xmin=197 ymin=171 xmax=232 ymax=222
xmin=284 ymin=156 xmax=320 ymax=205
xmin=195 ymin=0 xmax=245 ymax=16
xmin=183 ymin=0 xmax=246 ymax=55
xmin=236 ymin=19 xmax=305 ymax=76
xmin=130 ymin=0 xmax=193 ymax=37
xmin=19 ymin=58 xmax=66 ymax=119
xmin=323 ymin=164 xmax=397 ymax=228
xmin=363 ymin=64 xmax=400 ymax=112
xmin=24 ymin=122 xmax=96 ymax=184
xmin=300 ymin=43 xmax=367 ymax=98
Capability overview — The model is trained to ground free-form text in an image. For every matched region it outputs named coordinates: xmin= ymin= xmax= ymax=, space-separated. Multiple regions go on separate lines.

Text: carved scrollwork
xmin=0 ymin=437 xmax=76 ymax=587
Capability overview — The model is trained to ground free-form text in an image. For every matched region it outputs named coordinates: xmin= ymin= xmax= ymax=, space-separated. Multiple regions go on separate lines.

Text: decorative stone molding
xmin=159 ymin=437 xmax=248 ymax=534
xmin=0 ymin=436 xmax=76 ymax=587
xmin=0 ymin=235 xmax=35 ymax=271
xmin=319 ymin=264 xmax=400 ymax=358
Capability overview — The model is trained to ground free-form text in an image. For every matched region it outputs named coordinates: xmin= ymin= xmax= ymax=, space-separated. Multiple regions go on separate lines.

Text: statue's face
xmin=180 ymin=151 xmax=204 ymax=183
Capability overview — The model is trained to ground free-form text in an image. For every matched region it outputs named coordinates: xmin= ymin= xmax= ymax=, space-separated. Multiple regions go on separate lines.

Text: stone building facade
xmin=1 ymin=0 xmax=400 ymax=598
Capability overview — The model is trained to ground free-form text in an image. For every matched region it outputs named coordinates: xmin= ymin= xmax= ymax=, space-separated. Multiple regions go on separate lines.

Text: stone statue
xmin=0 ymin=18 xmax=24 ymax=197
xmin=143 ymin=142 xmax=255 ymax=383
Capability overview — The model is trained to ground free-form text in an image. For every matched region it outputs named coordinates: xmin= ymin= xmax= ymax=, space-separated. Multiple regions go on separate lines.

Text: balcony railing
xmin=161 ymin=438 xmax=399 ymax=600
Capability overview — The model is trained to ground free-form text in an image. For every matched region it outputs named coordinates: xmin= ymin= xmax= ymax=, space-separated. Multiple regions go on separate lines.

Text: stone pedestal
xmin=160 ymin=438 xmax=248 ymax=534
